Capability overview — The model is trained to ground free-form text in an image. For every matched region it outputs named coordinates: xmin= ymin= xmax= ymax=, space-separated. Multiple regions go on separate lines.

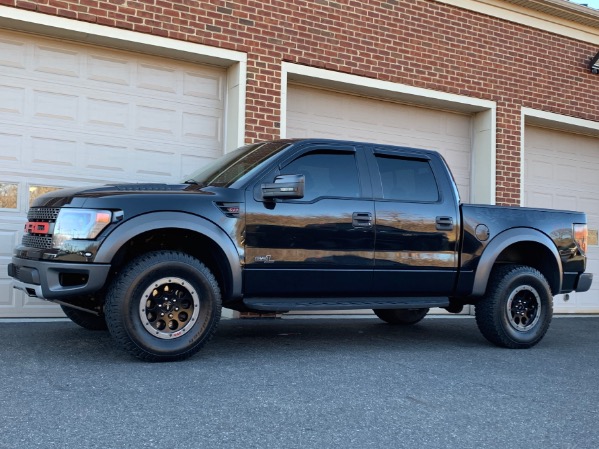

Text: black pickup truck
xmin=8 ymin=139 xmax=593 ymax=361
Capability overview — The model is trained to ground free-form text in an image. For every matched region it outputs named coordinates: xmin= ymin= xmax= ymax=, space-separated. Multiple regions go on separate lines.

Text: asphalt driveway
xmin=0 ymin=315 xmax=597 ymax=449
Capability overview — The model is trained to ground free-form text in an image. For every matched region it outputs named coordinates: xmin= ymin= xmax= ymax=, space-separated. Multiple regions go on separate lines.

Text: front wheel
xmin=373 ymin=308 xmax=429 ymax=325
xmin=105 ymin=251 xmax=222 ymax=362
xmin=475 ymin=265 xmax=553 ymax=349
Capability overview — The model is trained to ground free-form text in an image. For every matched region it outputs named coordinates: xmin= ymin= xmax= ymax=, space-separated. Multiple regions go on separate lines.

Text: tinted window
xmin=185 ymin=141 xmax=290 ymax=187
xmin=281 ymin=151 xmax=360 ymax=201
xmin=376 ymin=155 xmax=439 ymax=202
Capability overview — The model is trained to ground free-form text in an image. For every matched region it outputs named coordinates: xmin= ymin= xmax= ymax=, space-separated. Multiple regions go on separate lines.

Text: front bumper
xmin=8 ymin=256 xmax=111 ymax=301
xmin=575 ymin=272 xmax=593 ymax=293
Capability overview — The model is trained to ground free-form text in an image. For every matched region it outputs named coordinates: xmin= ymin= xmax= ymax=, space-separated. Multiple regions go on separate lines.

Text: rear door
xmin=244 ymin=143 xmax=375 ymax=297
xmin=367 ymin=147 xmax=460 ymax=296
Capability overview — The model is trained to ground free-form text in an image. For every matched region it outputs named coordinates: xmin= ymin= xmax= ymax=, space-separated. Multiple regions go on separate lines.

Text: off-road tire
xmin=475 ymin=264 xmax=553 ymax=349
xmin=61 ymin=305 xmax=108 ymax=331
xmin=373 ymin=308 xmax=429 ymax=325
xmin=104 ymin=251 xmax=222 ymax=362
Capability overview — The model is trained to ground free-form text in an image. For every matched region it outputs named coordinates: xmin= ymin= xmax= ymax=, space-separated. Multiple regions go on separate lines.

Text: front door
xmin=244 ymin=144 xmax=374 ymax=297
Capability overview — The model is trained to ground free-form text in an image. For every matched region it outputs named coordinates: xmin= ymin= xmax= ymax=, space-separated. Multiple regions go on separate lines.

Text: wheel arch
xmin=94 ymin=212 xmax=242 ymax=302
xmin=471 ymin=228 xmax=562 ymax=296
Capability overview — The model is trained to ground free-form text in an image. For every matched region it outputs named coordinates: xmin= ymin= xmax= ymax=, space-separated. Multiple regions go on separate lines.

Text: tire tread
xmin=104 ymin=251 xmax=221 ymax=362
xmin=475 ymin=264 xmax=552 ymax=349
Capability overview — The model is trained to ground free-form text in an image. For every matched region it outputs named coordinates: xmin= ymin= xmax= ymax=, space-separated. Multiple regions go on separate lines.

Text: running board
xmin=242 ymin=297 xmax=450 ymax=312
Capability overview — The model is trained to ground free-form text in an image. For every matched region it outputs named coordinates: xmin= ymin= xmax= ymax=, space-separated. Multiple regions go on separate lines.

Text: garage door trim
xmin=521 ymin=107 xmax=599 ymax=207
xmin=0 ymin=5 xmax=247 ymax=151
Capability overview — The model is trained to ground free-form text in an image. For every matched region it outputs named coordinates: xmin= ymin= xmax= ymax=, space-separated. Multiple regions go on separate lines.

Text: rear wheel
xmin=61 ymin=305 xmax=108 ymax=331
xmin=105 ymin=251 xmax=222 ymax=362
xmin=475 ymin=264 xmax=553 ymax=349
xmin=373 ymin=308 xmax=429 ymax=325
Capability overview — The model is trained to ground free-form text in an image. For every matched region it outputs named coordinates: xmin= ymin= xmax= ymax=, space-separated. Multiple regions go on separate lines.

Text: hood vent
xmin=112 ymin=184 xmax=185 ymax=192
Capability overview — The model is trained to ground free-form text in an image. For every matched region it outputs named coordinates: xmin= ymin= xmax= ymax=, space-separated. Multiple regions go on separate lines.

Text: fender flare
xmin=94 ymin=212 xmax=242 ymax=299
xmin=471 ymin=227 xmax=562 ymax=296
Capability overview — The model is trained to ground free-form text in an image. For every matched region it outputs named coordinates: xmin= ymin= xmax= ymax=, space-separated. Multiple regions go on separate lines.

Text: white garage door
xmin=286 ymin=85 xmax=473 ymax=316
xmin=524 ymin=126 xmax=599 ymax=313
xmin=286 ymin=85 xmax=472 ymax=201
xmin=0 ymin=30 xmax=226 ymax=317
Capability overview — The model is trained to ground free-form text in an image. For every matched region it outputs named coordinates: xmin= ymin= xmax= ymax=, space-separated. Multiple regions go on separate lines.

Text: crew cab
xmin=8 ymin=139 xmax=593 ymax=361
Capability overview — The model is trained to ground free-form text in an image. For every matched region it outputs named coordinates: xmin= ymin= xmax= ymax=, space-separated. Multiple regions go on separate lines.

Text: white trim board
xmin=435 ymin=0 xmax=599 ymax=45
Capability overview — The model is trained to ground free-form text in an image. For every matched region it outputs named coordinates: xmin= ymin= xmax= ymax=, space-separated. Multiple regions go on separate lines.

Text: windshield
xmin=184 ymin=141 xmax=290 ymax=187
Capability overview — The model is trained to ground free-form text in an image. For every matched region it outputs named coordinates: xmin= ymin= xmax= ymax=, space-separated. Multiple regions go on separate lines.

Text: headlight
xmin=52 ymin=209 xmax=112 ymax=248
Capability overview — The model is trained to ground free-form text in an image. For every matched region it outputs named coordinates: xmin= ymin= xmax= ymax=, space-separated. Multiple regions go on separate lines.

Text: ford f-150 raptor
xmin=8 ymin=139 xmax=593 ymax=361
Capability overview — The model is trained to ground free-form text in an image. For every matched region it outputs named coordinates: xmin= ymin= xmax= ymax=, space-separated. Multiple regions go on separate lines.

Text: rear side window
xmin=375 ymin=155 xmax=439 ymax=202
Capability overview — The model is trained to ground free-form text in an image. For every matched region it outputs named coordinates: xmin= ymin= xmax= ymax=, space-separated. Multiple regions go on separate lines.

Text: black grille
xmin=22 ymin=207 xmax=59 ymax=249
xmin=28 ymin=207 xmax=60 ymax=221
xmin=22 ymin=235 xmax=53 ymax=249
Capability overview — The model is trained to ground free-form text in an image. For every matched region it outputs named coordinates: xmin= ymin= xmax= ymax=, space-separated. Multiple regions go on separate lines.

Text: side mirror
xmin=262 ymin=174 xmax=305 ymax=200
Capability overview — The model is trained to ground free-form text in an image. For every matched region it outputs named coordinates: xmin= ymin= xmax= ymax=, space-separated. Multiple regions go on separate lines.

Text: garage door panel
xmin=0 ymin=84 xmax=25 ymax=115
xmin=0 ymin=29 xmax=227 ymax=317
xmin=580 ymin=166 xmax=599 ymax=186
xmin=33 ymin=89 xmax=78 ymax=123
xmin=183 ymin=71 xmax=224 ymax=101
xmin=0 ymin=36 xmax=26 ymax=68
xmin=579 ymin=197 xmax=599 ymax=215
xmin=35 ymin=44 xmax=81 ymax=78
xmin=136 ymin=104 xmax=178 ymax=136
xmin=287 ymin=85 xmax=472 ymax=202
xmin=554 ymin=164 xmax=578 ymax=183
xmin=88 ymin=54 xmax=130 ymax=86
xmin=86 ymin=98 xmax=129 ymax=129
xmin=83 ymin=142 xmax=128 ymax=173
xmin=30 ymin=136 xmax=77 ymax=168
xmin=524 ymin=191 xmax=551 ymax=209
xmin=138 ymin=63 xmax=178 ymax=93
xmin=553 ymin=194 xmax=578 ymax=211
xmin=134 ymin=147 xmax=178 ymax=178
xmin=412 ymin=110 xmax=443 ymax=134
xmin=446 ymin=114 xmax=471 ymax=138
xmin=0 ymin=132 xmax=21 ymax=163
xmin=525 ymin=126 xmax=599 ymax=313
xmin=182 ymin=112 xmax=222 ymax=143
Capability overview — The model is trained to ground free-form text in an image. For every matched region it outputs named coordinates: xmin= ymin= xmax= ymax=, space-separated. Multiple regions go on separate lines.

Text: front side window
xmin=281 ymin=151 xmax=360 ymax=201
xmin=376 ymin=155 xmax=439 ymax=202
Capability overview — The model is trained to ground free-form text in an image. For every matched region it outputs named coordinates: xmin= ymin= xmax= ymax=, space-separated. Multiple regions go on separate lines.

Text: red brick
xmin=5 ymin=0 xmax=599 ymax=204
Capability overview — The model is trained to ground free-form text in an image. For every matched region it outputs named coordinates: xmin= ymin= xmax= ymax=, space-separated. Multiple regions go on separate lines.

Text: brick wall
xmin=3 ymin=0 xmax=598 ymax=205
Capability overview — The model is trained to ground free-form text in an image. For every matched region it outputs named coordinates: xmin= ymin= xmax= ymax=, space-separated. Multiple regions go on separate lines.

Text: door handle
xmin=352 ymin=212 xmax=372 ymax=228
xmin=436 ymin=216 xmax=454 ymax=231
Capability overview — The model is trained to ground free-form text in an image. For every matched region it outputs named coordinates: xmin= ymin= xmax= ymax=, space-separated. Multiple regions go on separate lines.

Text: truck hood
xmin=32 ymin=183 xmax=221 ymax=208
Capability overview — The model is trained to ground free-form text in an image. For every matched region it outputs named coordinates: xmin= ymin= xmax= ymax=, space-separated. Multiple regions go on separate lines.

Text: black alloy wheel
xmin=475 ymin=264 xmax=552 ymax=349
xmin=104 ymin=251 xmax=222 ymax=362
